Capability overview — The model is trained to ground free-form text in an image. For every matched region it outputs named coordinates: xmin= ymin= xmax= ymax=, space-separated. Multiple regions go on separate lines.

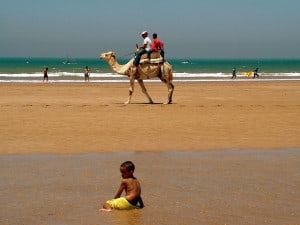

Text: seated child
xmin=99 ymin=161 xmax=144 ymax=212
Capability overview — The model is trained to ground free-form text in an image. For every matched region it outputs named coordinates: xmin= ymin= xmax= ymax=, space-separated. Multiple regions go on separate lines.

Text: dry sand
xmin=0 ymin=81 xmax=299 ymax=155
xmin=1 ymin=82 xmax=300 ymax=225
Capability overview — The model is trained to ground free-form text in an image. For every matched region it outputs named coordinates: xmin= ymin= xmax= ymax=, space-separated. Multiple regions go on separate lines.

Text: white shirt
xmin=143 ymin=37 xmax=152 ymax=51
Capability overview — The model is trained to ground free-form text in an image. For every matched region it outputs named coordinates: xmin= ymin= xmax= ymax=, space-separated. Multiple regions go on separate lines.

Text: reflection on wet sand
xmin=1 ymin=150 xmax=299 ymax=225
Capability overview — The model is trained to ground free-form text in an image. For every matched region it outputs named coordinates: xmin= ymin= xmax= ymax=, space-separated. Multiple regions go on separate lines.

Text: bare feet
xmin=99 ymin=208 xmax=112 ymax=212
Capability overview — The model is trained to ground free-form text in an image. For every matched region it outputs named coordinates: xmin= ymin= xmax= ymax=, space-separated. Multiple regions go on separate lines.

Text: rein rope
xmin=119 ymin=51 xmax=136 ymax=59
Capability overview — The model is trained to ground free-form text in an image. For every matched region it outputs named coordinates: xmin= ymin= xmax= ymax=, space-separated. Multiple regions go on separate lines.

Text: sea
xmin=1 ymin=57 xmax=300 ymax=83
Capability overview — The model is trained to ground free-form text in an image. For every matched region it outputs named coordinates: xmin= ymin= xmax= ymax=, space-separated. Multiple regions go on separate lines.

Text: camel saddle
xmin=140 ymin=51 xmax=164 ymax=64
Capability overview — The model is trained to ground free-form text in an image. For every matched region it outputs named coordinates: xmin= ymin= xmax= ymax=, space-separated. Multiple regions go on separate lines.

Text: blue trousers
xmin=147 ymin=49 xmax=165 ymax=60
xmin=134 ymin=49 xmax=147 ymax=66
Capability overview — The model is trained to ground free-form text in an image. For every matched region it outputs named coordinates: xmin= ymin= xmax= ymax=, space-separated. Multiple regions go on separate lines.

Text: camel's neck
xmin=107 ymin=57 xmax=133 ymax=75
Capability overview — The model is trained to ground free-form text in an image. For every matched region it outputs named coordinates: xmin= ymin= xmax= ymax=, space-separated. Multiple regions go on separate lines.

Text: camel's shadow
xmin=115 ymin=102 xmax=175 ymax=105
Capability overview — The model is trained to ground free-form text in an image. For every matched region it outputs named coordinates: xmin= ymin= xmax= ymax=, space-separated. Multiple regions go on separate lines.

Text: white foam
xmin=1 ymin=72 xmax=300 ymax=83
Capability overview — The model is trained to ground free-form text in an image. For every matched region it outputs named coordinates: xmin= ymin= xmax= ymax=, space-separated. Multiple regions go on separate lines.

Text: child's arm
xmin=138 ymin=196 xmax=144 ymax=208
xmin=114 ymin=180 xmax=126 ymax=199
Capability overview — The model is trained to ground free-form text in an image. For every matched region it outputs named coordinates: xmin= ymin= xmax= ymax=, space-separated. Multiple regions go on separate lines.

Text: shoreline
xmin=1 ymin=76 xmax=300 ymax=83
xmin=1 ymin=148 xmax=299 ymax=158
xmin=1 ymin=82 xmax=299 ymax=155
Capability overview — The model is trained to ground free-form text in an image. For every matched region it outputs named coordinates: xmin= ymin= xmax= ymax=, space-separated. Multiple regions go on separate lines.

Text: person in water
xmin=84 ymin=66 xmax=90 ymax=82
xmin=253 ymin=67 xmax=259 ymax=79
xmin=43 ymin=67 xmax=48 ymax=82
xmin=231 ymin=67 xmax=237 ymax=79
xmin=99 ymin=161 xmax=144 ymax=212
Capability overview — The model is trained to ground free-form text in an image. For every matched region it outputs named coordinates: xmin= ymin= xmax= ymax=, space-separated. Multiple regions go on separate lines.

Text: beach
xmin=1 ymin=82 xmax=299 ymax=154
xmin=1 ymin=82 xmax=300 ymax=225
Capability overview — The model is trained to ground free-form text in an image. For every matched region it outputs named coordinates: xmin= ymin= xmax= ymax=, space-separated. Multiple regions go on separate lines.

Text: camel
xmin=99 ymin=51 xmax=174 ymax=104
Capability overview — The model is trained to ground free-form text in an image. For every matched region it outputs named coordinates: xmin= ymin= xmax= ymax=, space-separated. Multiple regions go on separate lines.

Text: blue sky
xmin=1 ymin=0 xmax=300 ymax=58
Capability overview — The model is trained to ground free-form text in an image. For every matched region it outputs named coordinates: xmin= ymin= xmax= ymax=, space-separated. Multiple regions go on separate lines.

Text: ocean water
xmin=1 ymin=57 xmax=300 ymax=83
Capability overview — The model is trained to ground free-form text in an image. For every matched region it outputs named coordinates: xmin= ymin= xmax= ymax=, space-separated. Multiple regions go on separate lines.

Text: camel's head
xmin=99 ymin=51 xmax=116 ymax=61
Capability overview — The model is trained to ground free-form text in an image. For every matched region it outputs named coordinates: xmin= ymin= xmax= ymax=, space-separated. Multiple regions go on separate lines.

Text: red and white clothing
xmin=143 ymin=37 xmax=152 ymax=51
xmin=151 ymin=39 xmax=164 ymax=51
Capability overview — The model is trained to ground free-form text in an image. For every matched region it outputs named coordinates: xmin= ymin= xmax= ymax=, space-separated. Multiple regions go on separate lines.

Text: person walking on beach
xmin=43 ymin=67 xmax=48 ymax=82
xmin=231 ymin=67 xmax=237 ymax=79
xmin=133 ymin=31 xmax=152 ymax=66
xmin=99 ymin=161 xmax=144 ymax=212
xmin=253 ymin=67 xmax=259 ymax=79
xmin=147 ymin=33 xmax=165 ymax=61
xmin=84 ymin=66 xmax=90 ymax=82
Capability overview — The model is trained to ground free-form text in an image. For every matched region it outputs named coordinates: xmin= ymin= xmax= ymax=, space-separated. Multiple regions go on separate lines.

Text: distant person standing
xmin=84 ymin=66 xmax=90 ymax=82
xmin=253 ymin=67 xmax=259 ymax=79
xmin=43 ymin=67 xmax=48 ymax=82
xmin=231 ymin=67 xmax=237 ymax=79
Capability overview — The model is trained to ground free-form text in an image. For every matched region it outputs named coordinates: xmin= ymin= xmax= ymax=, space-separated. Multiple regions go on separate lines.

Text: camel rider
xmin=147 ymin=33 xmax=165 ymax=61
xmin=133 ymin=31 xmax=152 ymax=66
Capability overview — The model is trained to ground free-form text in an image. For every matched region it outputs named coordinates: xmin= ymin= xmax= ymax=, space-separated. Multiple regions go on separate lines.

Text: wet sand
xmin=1 ymin=150 xmax=299 ymax=225
xmin=0 ymin=82 xmax=300 ymax=224
xmin=0 ymin=82 xmax=300 ymax=154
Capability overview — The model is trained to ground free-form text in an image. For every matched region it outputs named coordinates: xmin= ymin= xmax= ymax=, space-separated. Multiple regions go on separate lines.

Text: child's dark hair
xmin=121 ymin=161 xmax=135 ymax=171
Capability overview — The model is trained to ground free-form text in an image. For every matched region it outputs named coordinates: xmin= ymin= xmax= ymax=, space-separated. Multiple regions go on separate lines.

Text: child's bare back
xmin=122 ymin=177 xmax=142 ymax=205
xmin=99 ymin=161 xmax=144 ymax=212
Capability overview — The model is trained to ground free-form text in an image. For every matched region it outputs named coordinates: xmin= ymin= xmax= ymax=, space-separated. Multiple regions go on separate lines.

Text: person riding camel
xmin=147 ymin=33 xmax=164 ymax=61
xmin=133 ymin=31 xmax=152 ymax=66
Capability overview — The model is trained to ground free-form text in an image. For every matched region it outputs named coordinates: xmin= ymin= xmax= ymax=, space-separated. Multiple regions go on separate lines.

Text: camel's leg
xmin=138 ymin=79 xmax=153 ymax=104
xmin=125 ymin=78 xmax=135 ymax=104
xmin=165 ymin=82 xmax=174 ymax=104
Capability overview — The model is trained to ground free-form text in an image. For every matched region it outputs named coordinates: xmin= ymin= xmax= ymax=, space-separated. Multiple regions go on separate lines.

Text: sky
xmin=1 ymin=0 xmax=300 ymax=59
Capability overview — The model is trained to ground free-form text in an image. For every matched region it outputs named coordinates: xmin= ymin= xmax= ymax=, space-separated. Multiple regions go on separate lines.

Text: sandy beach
xmin=1 ymin=81 xmax=300 ymax=225
xmin=0 ymin=82 xmax=299 ymax=155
